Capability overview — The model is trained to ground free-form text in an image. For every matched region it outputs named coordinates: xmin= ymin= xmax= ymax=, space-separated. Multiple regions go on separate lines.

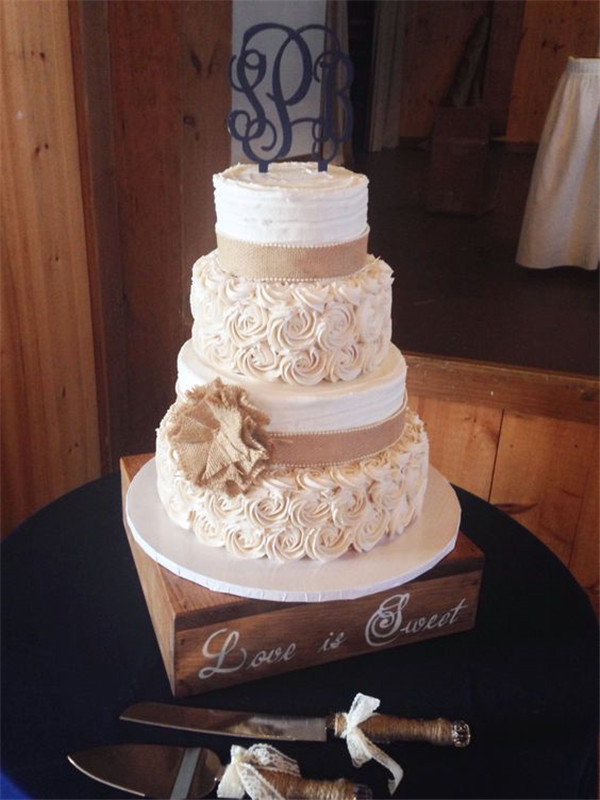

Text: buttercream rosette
xmin=156 ymin=402 xmax=429 ymax=562
xmin=191 ymin=252 xmax=392 ymax=385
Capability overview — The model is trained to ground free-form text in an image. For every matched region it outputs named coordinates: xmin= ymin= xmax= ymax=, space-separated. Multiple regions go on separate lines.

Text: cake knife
xmin=68 ymin=743 xmax=372 ymax=799
xmin=120 ymin=702 xmax=471 ymax=747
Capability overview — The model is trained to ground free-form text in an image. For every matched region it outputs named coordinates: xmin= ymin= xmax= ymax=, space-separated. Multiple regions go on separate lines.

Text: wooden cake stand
xmin=121 ymin=455 xmax=484 ymax=697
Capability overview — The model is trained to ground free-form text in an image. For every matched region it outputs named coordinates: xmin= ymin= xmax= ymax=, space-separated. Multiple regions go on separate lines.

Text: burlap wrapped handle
xmin=329 ymin=713 xmax=471 ymax=748
xmin=257 ymin=770 xmax=372 ymax=799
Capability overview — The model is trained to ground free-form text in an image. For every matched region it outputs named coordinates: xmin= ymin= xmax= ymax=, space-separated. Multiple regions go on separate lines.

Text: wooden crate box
xmin=121 ymin=454 xmax=484 ymax=697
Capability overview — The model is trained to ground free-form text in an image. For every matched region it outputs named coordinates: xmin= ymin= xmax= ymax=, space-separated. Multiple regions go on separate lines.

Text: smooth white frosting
xmin=156 ymin=408 xmax=429 ymax=562
xmin=176 ymin=339 xmax=407 ymax=434
xmin=213 ymin=162 xmax=368 ymax=245
xmin=190 ymin=251 xmax=392 ymax=384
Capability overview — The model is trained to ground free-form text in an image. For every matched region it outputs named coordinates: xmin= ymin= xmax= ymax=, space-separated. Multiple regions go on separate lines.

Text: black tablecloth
xmin=1 ymin=472 xmax=598 ymax=799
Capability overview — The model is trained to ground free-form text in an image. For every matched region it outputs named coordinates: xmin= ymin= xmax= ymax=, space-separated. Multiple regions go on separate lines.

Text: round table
xmin=1 ymin=472 xmax=598 ymax=799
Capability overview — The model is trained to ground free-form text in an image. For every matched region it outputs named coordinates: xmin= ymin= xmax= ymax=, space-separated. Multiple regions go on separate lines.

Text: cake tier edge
xmin=155 ymin=407 xmax=429 ymax=563
xmin=176 ymin=339 xmax=407 ymax=434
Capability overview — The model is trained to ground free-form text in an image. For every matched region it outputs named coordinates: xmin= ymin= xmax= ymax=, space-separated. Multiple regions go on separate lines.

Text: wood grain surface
xmin=1 ymin=0 xmax=100 ymax=534
xmin=108 ymin=1 xmax=184 ymax=454
xmin=409 ymin=357 xmax=599 ymax=612
xmin=490 ymin=413 xmax=599 ymax=567
xmin=398 ymin=1 xmax=492 ymax=140
xmin=407 ymin=353 xmax=598 ymax=424
xmin=181 ymin=0 xmax=232 ymax=332
xmin=121 ymin=455 xmax=483 ymax=697
xmin=506 ymin=0 xmax=599 ymax=143
xmin=69 ymin=0 xmax=128 ymax=472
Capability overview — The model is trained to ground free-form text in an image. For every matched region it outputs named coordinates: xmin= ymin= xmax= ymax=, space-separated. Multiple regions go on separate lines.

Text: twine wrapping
xmin=333 ymin=708 xmax=471 ymax=747
xmin=350 ymin=715 xmax=469 ymax=747
xmin=217 ymin=744 xmax=363 ymax=800
xmin=336 ymin=694 xmax=403 ymax=795
xmin=216 ymin=231 xmax=369 ymax=280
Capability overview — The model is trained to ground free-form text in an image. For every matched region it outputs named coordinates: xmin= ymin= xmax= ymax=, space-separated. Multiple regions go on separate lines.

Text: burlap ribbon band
xmin=165 ymin=380 xmax=407 ymax=495
xmin=269 ymin=406 xmax=406 ymax=467
xmin=216 ymin=230 xmax=369 ymax=280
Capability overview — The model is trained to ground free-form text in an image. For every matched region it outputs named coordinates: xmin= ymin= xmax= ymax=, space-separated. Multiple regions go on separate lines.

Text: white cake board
xmin=125 ymin=459 xmax=461 ymax=603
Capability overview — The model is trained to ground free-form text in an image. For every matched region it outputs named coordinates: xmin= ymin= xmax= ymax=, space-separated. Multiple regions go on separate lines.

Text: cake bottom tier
xmin=155 ymin=408 xmax=429 ymax=562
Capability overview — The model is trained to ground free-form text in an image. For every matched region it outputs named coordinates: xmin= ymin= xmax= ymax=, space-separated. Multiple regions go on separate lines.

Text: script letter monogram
xmin=313 ymin=47 xmax=353 ymax=170
xmin=228 ymin=24 xmax=354 ymax=172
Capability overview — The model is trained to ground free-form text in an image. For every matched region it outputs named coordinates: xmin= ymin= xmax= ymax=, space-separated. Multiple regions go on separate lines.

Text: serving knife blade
xmin=120 ymin=702 xmax=471 ymax=747
xmin=68 ymin=743 xmax=372 ymax=799
xmin=68 ymin=743 xmax=220 ymax=798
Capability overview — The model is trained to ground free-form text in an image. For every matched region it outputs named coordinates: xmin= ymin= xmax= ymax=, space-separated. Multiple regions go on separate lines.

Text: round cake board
xmin=126 ymin=459 xmax=461 ymax=603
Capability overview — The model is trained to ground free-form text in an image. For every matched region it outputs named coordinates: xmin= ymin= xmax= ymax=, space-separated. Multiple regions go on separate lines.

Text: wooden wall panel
xmin=108 ymin=1 xmax=184 ymax=455
xmin=69 ymin=0 xmax=128 ymax=472
xmin=83 ymin=0 xmax=233 ymax=457
xmin=398 ymin=0 xmax=492 ymax=139
xmin=181 ymin=1 xmax=232 ymax=333
xmin=410 ymin=397 xmax=502 ymax=498
xmin=568 ymin=436 xmax=599 ymax=608
xmin=1 ymin=0 xmax=233 ymax=532
xmin=1 ymin=0 xmax=101 ymax=535
xmin=407 ymin=354 xmax=598 ymax=424
xmin=506 ymin=0 xmax=599 ymax=143
xmin=69 ymin=0 xmax=232 ymax=462
xmin=396 ymin=0 xmax=597 ymax=144
xmin=481 ymin=0 xmax=524 ymax=136
xmin=408 ymin=354 xmax=598 ymax=612
xmin=490 ymin=414 xmax=597 ymax=565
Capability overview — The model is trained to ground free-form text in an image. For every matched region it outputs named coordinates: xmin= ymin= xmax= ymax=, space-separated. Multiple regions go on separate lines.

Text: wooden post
xmin=1 ymin=0 xmax=101 ymax=535
xmin=71 ymin=0 xmax=232 ymax=458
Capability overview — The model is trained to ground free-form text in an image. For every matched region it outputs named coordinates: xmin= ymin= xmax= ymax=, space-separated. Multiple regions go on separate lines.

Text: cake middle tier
xmin=159 ymin=342 xmax=425 ymax=562
xmin=176 ymin=338 xmax=407 ymax=437
xmin=191 ymin=250 xmax=393 ymax=385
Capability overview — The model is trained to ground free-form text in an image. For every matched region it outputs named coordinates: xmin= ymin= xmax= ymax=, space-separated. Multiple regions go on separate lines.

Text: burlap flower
xmin=165 ymin=379 xmax=272 ymax=496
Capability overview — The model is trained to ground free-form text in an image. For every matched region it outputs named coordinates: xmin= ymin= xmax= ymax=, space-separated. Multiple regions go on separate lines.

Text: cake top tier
xmin=213 ymin=162 xmax=368 ymax=246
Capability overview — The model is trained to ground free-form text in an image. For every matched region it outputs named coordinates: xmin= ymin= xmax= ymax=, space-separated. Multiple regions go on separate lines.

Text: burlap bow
xmin=164 ymin=380 xmax=271 ymax=496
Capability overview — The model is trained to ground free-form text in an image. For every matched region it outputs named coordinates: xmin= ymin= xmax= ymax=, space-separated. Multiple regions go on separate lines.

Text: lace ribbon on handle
xmin=338 ymin=694 xmax=403 ymax=795
xmin=217 ymin=743 xmax=301 ymax=800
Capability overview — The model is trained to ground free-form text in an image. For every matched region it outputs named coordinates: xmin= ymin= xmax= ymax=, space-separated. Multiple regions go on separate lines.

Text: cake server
xmin=68 ymin=743 xmax=371 ymax=799
xmin=120 ymin=701 xmax=471 ymax=747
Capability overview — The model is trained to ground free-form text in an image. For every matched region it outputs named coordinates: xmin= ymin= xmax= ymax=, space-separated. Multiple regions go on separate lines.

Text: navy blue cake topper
xmin=228 ymin=23 xmax=354 ymax=172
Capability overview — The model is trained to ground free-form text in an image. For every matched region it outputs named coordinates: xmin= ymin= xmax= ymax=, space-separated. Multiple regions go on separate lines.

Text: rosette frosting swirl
xmin=156 ymin=408 xmax=429 ymax=562
xmin=191 ymin=252 xmax=392 ymax=385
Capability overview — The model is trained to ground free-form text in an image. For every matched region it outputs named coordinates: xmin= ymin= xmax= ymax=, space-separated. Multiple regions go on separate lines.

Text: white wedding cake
xmin=155 ymin=162 xmax=428 ymax=562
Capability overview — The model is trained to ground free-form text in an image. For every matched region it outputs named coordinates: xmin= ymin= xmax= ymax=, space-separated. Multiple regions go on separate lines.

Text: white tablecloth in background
xmin=517 ymin=57 xmax=599 ymax=270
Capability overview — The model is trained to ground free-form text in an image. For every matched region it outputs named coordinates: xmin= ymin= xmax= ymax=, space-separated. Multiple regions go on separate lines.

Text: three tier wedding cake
xmin=155 ymin=161 xmax=428 ymax=562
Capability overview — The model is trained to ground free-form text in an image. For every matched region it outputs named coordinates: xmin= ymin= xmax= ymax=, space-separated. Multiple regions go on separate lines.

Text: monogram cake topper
xmin=228 ymin=23 xmax=354 ymax=172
